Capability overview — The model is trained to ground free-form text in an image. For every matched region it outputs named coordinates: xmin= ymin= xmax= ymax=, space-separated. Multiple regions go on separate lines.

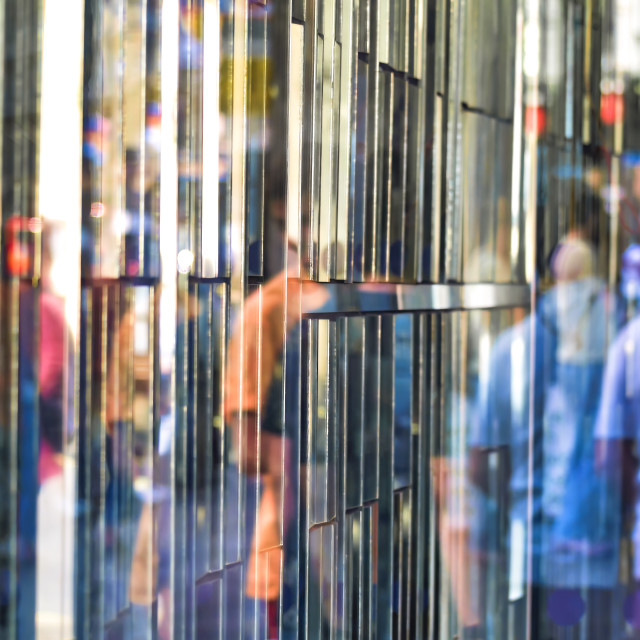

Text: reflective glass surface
xmin=2 ymin=0 xmax=640 ymax=638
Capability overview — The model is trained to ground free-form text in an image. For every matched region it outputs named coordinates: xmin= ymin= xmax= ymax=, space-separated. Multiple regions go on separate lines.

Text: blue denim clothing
xmin=472 ymin=278 xmax=622 ymax=587
xmin=393 ymin=314 xmax=412 ymax=488
xmin=596 ymin=314 xmax=640 ymax=579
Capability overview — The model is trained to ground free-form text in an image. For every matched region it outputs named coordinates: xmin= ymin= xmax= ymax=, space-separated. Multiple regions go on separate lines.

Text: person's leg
xmin=584 ymin=588 xmax=614 ymax=639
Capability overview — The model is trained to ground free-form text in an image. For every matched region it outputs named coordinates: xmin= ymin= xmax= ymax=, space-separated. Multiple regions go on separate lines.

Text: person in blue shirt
xmin=470 ymin=229 xmax=624 ymax=638
xmin=594 ymin=309 xmax=640 ymax=635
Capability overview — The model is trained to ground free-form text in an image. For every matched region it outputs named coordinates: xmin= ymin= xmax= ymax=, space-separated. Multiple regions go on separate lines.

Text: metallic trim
xmin=302 ymin=282 xmax=530 ymax=315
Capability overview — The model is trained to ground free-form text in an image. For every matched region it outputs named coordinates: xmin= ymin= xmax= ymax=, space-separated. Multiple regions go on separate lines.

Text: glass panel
xmin=362 ymin=315 xmax=380 ymax=504
xmin=351 ymin=57 xmax=368 ymax=282
xmin=346 ymin=316 xmax=364 ymax=510
xmin=245 ymin=3 xmax=266 ymax=277
xmin=433 ymin=308 xmax=530 ymax=639
xmin=461 ymin=0 xmax=516 ymax=120
xmin=374 ymin=69 xmax=392 ymax=280
xmin=5 ymin=0 xmax=640 ymax=638
xmin=460 ymin=113 xmax=515 ymax=283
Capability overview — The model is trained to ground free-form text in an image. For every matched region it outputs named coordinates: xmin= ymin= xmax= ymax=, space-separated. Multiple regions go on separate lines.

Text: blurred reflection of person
xmin=2 ymin=218 xmax=75 ymax=638
xmin=36 ymin=225 xmax=76 ymax=640
xmin=594 ymin=305 xmax=640 ymax=635
xmin=224 ymin=179 xmax=333 ymax=637
xmin=126 ymin=182 xmax=330 ymax=636
xmin=125 ymin=286 xmax=225 ymax=640
xmin=469 ymin=194 xmax=624 ymax=639
xmin=621 ymin=244 xmax=640 ymax=320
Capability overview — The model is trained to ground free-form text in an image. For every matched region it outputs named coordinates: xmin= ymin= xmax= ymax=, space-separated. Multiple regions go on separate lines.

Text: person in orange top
xmin=224 ymin=243 xmax=331 ymax=631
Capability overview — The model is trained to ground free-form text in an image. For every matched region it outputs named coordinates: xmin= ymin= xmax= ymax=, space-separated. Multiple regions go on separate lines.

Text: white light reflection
xmin=602 ymin=184 xmax=626 ymax=212
xmin=177 ymin=249 xmax=194 ymax=274
xmin=160 ymin=0 xmax=180 ymax=371
xmin=511 ymin=334 xmax=526 ymax=422
xmin=478 ymin=331 xmax=491 ymax=383
xmin=38 ymin=0 xmax=84 ymax=338
xmin=615 ymin=0 xmax=640 ymax=75
xmin=37 ymin=0 xmax=84 ymax=637
xmin=287 ymin=24 xmax=305 ymax=277
xmin=202 ymin=0 xmax=220 ymax=277
xmin=508 ymin=518 xmax=526 ymax=601
xmin=523 ymin=22 xmax=540 ymax=79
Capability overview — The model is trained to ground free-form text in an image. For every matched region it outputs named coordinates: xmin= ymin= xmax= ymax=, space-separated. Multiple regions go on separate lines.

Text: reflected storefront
xmin=2 ymin=0 xmax=640 ymax=638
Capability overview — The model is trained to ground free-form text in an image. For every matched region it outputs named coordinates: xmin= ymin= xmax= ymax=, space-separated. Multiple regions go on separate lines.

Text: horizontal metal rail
xmin=302 ymin=282 xmax=531 ymax=316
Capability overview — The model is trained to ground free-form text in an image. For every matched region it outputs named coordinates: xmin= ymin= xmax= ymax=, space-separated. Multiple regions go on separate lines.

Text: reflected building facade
xmin=1 ymin=0 xmax=640 ymax=638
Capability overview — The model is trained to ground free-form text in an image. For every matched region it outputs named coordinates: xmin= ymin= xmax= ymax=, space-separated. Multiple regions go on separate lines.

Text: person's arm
xmin=469 ymin=445 xmax=512 ymax=497
xmin=594 ymin=332 xmax=638 ymax=519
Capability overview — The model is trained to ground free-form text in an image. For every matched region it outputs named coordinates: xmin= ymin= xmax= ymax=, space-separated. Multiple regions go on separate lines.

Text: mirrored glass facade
xmin=2 ymin=0 xmax=640 ymax=638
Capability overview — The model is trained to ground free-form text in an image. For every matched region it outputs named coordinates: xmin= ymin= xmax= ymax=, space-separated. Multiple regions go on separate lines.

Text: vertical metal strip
xmin=375 ymin=315 xmax=394 ymax=637
xmin=288 ymin=23 xmax=305 ymax=279
xmin=228 ymin=0 xmax=248 ymax=538
xmin=380 ymin=72 xmax=393 ymax=280
xmin=191 ymin=2 xmax=204 ymax=281
xmin=59 ymin=0 xmax=85 ymax=622
xmin=300 ymin=317 xmax=313 ymax=638
xmin=7 ymin=280 xmax=19 ymax=639
xmin=318 ymin=0 xmax=336 ymax=282
xmin=412 ymin=0 xmax=429 ymax=284
xmin=293 ymin=0 xmax=306 ymax=24
xmin=363 ymin=0 xmax=380 ymax=279
xmin=329 ymin=40 xmax=341 ymax=282
xmin=362 ymin=315 xmax=380 ymax=503
xmin=110 ymin=286 xmax=123 ymax=614
xmin=95 ymin=0 xmax=124 ymax=278
xmin=159 ymin=0 xmax=179 ymax=635
xmin=85 ymin=287 xmax=102 ymax=638
xmin=394 ymin=78 xmax=408 ymax=282
xmin=199 ymin=284 xmax=213 ymax=576
xmin=510 ymin=4 xmax=525 ymax=281
xmin=301 ymin=0 xmax=319 ymax=278
xmin=137 ymin=0 xmax=148 ymax=274
xmin=313 ymin=319 xmax=329 ymax=525
xmin=327 ymin=320 xmax=338 ymax=523
xmin=202 ymin=0 xmax=221 ymax=278
xmin=174 ymin=5 xmax=190 ymax=614
xmin=408 ymin=315 xmax=422 ymax=638
xmin=245 ymin=4 xmax=267 ymax=280
xmin=335 ymin=0 xmax=353 ymax=282
xmin=426 ymin=314 xmax=440 ymax=640
xmin=186 ymin=281 xmax=196 ymax=640
xmin=173 ymin=272 xmax=189 ymax=640
xmin=225 ymin=0 xmax=248 ymax=636
xmin=280 ymin=280 xmax=301 ymax=637
xmin=248 ymin=282 xmax=263 ymax=640
xmin=98 ymin=287 xmax=108 ymax=634
xmin=357 ymin=316 xmax=366 ymax=510
xmin=351 ymin=55 xmax=367 ymax=282
xmin=431 ymin=0 xmax=448 ymax=282
xmin=333 ymin=317 xmax=347 ymax=639
xmin=311 ymin=34 xmax=324 ymax=281
xmin=76 ymin=287 xmax=92 ymax=639
xmin=116 ymin=0 xmax=126 ymax=278
xmin=523 ymin=2 xmax=540 ymax=634
xmin=0 ymin=0 xmax=5 ymax=265
xmin=377 ymin=0 xmax=389 ymax=64
xmin=443 ymin=0 xmax=464 ymax=282
xmin=212 ymin=283 xmax=226 ymax=575
xmin=150 ymin=285 xmax=161 ymax=639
